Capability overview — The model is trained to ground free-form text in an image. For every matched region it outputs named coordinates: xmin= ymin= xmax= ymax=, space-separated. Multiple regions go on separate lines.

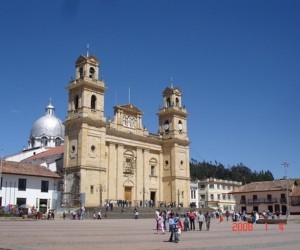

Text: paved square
xmin=0 ymin=217 xmax=299 ymax=250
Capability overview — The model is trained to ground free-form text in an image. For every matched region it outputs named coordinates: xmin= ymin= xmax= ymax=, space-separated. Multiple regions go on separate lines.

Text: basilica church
xmin=62 ymin=54 xmax=191 ymax=208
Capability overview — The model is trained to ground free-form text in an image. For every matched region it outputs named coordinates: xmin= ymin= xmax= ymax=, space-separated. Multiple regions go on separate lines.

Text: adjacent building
xmin=0 ymin=161 xmax=60 ymax=211
xmin=198 ymin=178 xmax=242 ymax=211
xmin=230 ymin=179 xmax=300 ymax=215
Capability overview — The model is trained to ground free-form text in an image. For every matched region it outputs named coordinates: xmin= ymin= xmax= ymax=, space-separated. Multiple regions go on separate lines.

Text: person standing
xmin=205 ymin=211 xmax=211 ymax=231
xmin=196 ymin=211 xmax=205 ymax=231
xmin=168 ymin=213 xmax=179 ymax=243
xmin=97 ymin=210 xmax=102 ymax=220
xmin=189 ymin=210 xmax=196 ymax=231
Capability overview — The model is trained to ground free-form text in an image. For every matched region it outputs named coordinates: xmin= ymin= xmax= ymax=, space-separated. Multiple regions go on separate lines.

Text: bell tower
xmin=158 ymin=84 xmax=190 ymax=207
xmin=63 ymin=54 xmax=108 ymax=207
xmin=158 ymin=86 xmax=188 ymax=140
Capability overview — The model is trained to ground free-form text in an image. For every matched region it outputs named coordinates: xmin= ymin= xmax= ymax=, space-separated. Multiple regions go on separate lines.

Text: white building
xmin=230 ymin=179 xmax=300 ymax=215
xmin=190 ymin=181 xmax=199 ymax=208
xmin=0 ymin=161 xmax=60 ymax=211
xmin=198 ymin=177 xmax=242 ymax=211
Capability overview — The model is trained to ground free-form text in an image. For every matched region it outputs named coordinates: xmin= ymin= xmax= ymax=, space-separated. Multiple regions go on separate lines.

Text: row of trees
xmin=190 ymin=159 xmax=274 ymax=184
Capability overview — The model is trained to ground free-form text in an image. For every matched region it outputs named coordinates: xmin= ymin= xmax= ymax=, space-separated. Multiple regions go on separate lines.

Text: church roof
xmin=22 ymin=145 xmax=64 ymax=162
xmin=114 ymin=104 xmax=143 ymax=115
xmin=230 ymin=179 xmax=296 ymax=194
xmin=1 ymin=161 xmax=60 ymax=178
xmin=163 ymin=87 xmax=182 ymax=96
xmin=76 ymin=55 xmax=99 ymax=65
xmin=30 ymin=102 xmax=64 ymax=139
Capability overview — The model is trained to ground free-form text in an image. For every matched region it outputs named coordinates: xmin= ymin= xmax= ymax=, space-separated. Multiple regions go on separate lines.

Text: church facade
xmin=62 ymin=54 xmax=191 ymax=208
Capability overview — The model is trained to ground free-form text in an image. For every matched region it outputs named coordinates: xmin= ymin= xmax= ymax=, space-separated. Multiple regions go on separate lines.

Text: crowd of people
xmin=154 ymin=209 xmax=213 ymax=243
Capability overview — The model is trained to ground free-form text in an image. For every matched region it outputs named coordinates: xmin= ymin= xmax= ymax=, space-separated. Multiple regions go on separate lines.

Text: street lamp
xmin=98 ymin=185 xmax=105 ymax=207
xmin=177 ymin=189 xmax=180 ymax=207
xmin=140 ymin=187 xmax=148 ymax=207
xmin=0 ymin=149 xmax=3 ymax=190
xmin=282 ymin=162 xmax=289 ymax=220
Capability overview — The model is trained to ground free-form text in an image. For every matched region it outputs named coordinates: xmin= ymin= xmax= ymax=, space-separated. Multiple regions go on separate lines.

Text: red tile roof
xmin=1 ymin=161 xmax=60 ymax=178
xmin=289 ymin=186 xmax=300 ymax=197
xmin=24 ymin=145 xmax=64 ymax=161
xmin=231 ymin=179 xmax=296 ymax=194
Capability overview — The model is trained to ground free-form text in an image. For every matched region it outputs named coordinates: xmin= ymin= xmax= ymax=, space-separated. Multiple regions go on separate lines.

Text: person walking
xmin=168 ymin=213 xmax=179 ymax=243
xmin=188 ymin=210 xmax=196 ymax=231
xmin=97 ymin=210 xmax=102 ymax=220
xmin=205 ymin=211 xmax=211 ymax=231
xmin=196 ymin=211 xmax=205 ymax=231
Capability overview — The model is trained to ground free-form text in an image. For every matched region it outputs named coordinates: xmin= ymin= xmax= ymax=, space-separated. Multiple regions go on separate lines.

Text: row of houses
xmin=190 ymin=177 xmax=300 ymax=215
xmin=1 ymin=158 xmax=300 ymax=215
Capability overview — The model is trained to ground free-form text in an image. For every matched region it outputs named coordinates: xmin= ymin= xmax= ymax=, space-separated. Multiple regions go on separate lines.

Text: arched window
xmin=79 ymin=67 xmax=84 ymax=78
xmin=166 ymin=98 xmax=171 ymax=108
xmin=91 ymin=95 xmax=96 ymax=109
xmin=55 ymin=138 xmax=61 ymax=146
xmin=149 ymin=158 xmax=157 ymax=176
xmin=175 ymin=98 xmax=180 ymax=107
xmin=74 ymin=95 xmax=79 ymax=110
xmin=89 ymin=67 xmax=95 ymax=79
xmin=41 ymin=136 xmax=48 ymax=146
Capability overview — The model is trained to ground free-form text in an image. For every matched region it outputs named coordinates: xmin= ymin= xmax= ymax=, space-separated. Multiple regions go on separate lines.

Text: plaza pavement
xmin=0 ymin=216 xmax=299 ymax=250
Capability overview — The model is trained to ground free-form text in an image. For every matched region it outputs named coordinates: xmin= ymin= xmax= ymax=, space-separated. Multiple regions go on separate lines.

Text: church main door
xmin=124 ymin=187 xmax=132 ymax=201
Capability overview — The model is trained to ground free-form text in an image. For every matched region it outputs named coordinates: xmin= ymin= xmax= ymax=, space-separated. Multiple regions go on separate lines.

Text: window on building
xmin=253 ymin=195 xmax=257 ymax=201
xmin=55 ymin=137 xmax=62 ymax=146
xmin=75 ymin=95 xmax=79 ymax=110
xmin=89 ymin=67 xmax=95 ymax=78
xmin=175 ymin=98 xmax=179 ymax=107
xmin=217 ymin=184 xmax=220 ymax=189
xmin=91 ymin=95 xmax=96 ymax=109
xmin=41 ymin=136 xmax=48 ymax=146
xmin=16 ymin=198 xmax=26 ymax=207
xmin=200 ymin=195 xmax=205 ymax=200
xmin=200 ymin=185 xmax=205 ymax=190
xmin=151 ymin=165 xmax=155 ymax=176
xmin=41 ymin=180 xmax=49 ymax=192
xmin=90 ymin=185 xmax=94 ymax=194
xmin=79 ymin=67 xmax=84 ymax=78
xmin=267 ymin=194 xmax=272 ymax=201
xmin=191 ymin=190 xmax=196 ymax=199
xmin=18 ymin=178 xmax=27 ymax=191
xmin=210 ymin=194 xmax=214 ymax=200
xmin=0 ymin=177 xmax=2 ymax=190
xmin=209 ymin=184 xmax=214 ymax=189
xmin=228 ymin=194 xmax=231 ymax=200
xmin=222 ymin=194 xmax=226 ymax=200
xmin=166 ymin=98 xmax=171 ymax=108
xmin=217 ymin=194 xmax=221 ymax=200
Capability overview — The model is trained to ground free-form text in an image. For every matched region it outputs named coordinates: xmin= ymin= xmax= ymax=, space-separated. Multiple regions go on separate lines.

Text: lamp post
xmin=98 ymin=185 xmax=105 ymax=207
xmin=140 ymin=187 xmax=148 ymax=207
xmin=282 ymin=162 xmax=289 ymax=220
xmin=0 ymin=149 xmax=3 ymax=190
xmin=177 ymin=189 xmax=180 ymax=207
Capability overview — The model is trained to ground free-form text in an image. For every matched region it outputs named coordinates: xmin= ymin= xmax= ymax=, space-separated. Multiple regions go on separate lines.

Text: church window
xmin=175 ymin=98 xmax=179 ymax=107
xmin=55 ymin=138 xmax=61 ymax=146
xmin=90 ymin=185 xmax=94 ymax=194
xmin=91 ymin=145 xmax=95 ymax=152
xmin=166 ymin=98 xmax=171 ymax=108
xmin=74 ymin=95 xmax=79 ymax=110
xmin=151 ymin=166 xmax=155 ymax=176
xmin=71 ymin=145 xmax=76 ymax=153
xmin=89 ymin=67 xmax=95 ymax=79
xmin=79 ymin=67 xmax=84 ymax=78
xmin=41 ymin=136 xmax=48 ymax=146
xmin=91 ymin=95 xmax=96 ymax=109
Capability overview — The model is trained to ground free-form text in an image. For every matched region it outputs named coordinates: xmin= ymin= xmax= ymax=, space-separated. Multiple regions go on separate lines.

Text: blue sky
xmin=0 ymin=0 xmax=299 ymax=179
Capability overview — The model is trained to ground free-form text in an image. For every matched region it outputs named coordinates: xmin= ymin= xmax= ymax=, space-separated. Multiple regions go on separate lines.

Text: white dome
xmin=30 ymin=115 xmax=64 ymax=138
xmin=28 ymin=102 xmax=64 ymax=148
